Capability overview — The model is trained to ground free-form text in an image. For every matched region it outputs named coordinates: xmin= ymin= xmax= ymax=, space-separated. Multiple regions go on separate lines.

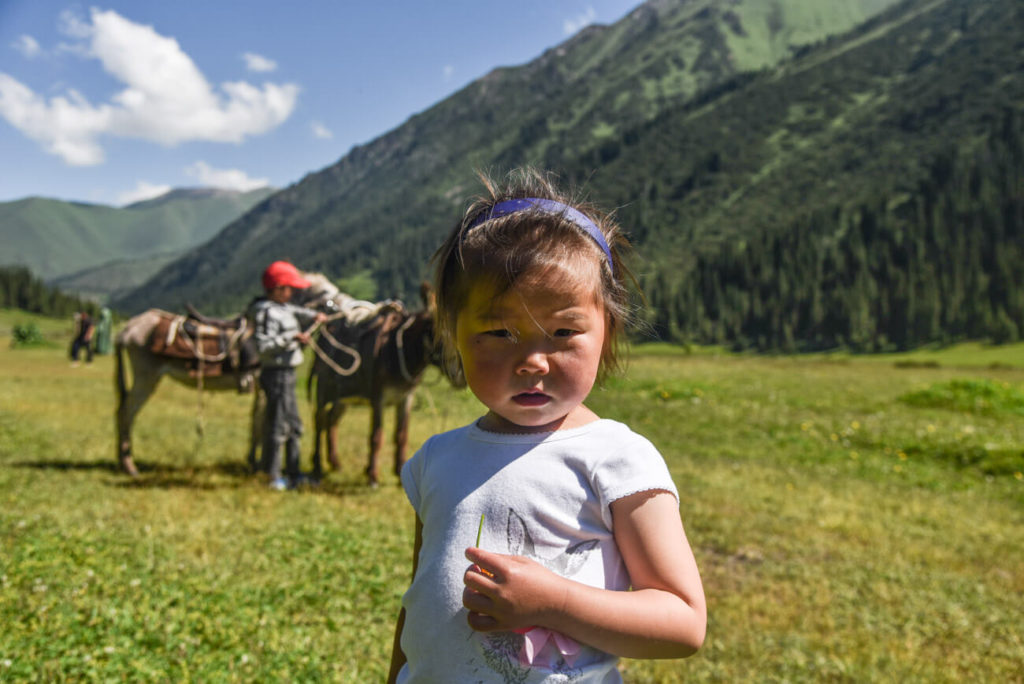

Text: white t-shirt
xmin=398 ymin=418 xmax=679 ymax=683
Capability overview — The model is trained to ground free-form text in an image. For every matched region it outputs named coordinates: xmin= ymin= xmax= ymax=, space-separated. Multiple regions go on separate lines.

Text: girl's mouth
xmin=512 ymin=392 xmax=550 ymax=407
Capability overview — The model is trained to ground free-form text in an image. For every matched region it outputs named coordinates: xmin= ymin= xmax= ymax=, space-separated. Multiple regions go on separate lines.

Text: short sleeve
xmin=589 ymin=425 xmax=678 ymax=530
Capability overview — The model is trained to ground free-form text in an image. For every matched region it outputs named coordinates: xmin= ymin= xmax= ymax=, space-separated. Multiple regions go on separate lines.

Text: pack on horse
xmin=308 ymin=284 xmax=447 ymax=486
xmin=113 ymin=274 xmax=337 ymax=476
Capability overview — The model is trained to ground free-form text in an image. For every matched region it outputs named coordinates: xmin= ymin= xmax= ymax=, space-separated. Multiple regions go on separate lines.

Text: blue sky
xmin=0 ymin=1 xmax=639 ymax=206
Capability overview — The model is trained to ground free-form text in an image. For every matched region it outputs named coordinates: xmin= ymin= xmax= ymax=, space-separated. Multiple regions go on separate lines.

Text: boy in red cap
xmin=249 ymin=261 xmax=327 ymax=490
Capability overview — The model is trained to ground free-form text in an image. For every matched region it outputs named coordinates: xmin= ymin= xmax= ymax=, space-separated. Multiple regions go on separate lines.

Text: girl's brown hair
xmin=432 ymin=168 xmax=638 ymax=382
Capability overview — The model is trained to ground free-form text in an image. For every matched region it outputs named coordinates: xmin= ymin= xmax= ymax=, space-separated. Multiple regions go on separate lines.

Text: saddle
xmin=148 ymin=308 xmax=259 ymax=389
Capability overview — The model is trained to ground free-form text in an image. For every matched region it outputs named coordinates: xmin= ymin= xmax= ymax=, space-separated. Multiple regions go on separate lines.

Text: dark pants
xmin=259 ymin=367 xmax=303 ymax=480
xmin=70 ymin=336 xmax=93 ymax=362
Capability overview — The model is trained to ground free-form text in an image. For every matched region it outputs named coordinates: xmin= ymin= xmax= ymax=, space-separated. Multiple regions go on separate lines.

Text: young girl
xmin=388 ymin=169 xmax=706 ymax=682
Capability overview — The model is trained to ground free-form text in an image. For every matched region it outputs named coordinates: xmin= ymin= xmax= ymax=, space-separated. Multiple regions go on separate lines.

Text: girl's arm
xmin=387 ymin=516 xmax=423 ymax=683
xmin=463 ymin=489 xmax=706 ymax=659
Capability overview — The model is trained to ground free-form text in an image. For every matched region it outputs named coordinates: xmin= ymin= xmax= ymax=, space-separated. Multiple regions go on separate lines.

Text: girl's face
xmin=454 ymin=267 xmax=606 ymax=434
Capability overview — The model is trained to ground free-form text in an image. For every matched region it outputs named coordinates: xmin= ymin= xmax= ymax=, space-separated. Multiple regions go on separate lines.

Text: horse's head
xmin=295 ymin=271 xmax=340 ymax=310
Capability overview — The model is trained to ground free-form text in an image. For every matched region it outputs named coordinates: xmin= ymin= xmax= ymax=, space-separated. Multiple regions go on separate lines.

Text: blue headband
xmin=467 ymin=198 xmax=614 ymax=274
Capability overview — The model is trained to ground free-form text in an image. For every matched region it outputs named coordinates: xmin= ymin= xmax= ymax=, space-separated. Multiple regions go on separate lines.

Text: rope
xmin=395 ymin=315 xmax=417 ymax=383
xmin=306 ymin=312 xmax=362 ymax=377
xmin=312 ymin=325 xmax=362 ymax=376
xmin=194 ymin=352 xmax=206 ymax=449
xmin=170 ymin=316 xmax=249 ymax=363
xmin=162 ymin=313 xmax=251 ymax=449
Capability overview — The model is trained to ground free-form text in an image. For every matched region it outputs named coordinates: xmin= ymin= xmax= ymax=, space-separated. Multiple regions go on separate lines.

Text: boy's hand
xmin=295 ymin=331 xmax=312 ymax=345
xmin=462 ymin=547 xmax=568 ymax=632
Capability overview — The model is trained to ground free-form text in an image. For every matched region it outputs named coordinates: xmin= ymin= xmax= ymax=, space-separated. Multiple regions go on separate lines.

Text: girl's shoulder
xmin=573 ymin=418 xmax=658 ymax=451
xmin=412 ymin=422 xmax=479 ymax=456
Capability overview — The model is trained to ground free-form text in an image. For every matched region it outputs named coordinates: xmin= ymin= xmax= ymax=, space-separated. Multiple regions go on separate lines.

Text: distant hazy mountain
xmin=113 ymin=0 xmax=1023 ymax=350
xmin=1 ymin=187 xmax=276 ymax=291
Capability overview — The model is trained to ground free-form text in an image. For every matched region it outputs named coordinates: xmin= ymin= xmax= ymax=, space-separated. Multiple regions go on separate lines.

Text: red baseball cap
xmin=262 ymin=261 xmax=311 ymax=290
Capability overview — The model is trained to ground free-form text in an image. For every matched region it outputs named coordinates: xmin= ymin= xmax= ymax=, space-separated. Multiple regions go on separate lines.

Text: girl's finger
xmin=466 ymin=610 xmax=500 ymax=632
xmin=465 ymin=547 xmax=500 ymax=577
xmin=462 ymin=585 xmax=492 ymax=612
xmin=464 ymin=564 xmax=497 ymax=592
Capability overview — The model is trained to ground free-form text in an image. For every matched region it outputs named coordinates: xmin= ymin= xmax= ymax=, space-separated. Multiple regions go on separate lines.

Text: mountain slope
xmin=1 ymin=187 xmax=275 ymax=282
xmin=114 ymin=0 xmax=901 ymax=315
xmin=584 ymin=0 xmax=1023 ymax=348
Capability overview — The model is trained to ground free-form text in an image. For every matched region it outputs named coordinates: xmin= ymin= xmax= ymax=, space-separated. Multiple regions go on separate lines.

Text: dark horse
xmin=308 ymin=285 xmax=446 ymax=485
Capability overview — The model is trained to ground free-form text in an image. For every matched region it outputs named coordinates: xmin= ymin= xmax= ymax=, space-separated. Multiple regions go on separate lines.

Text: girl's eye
xmin=553 ymin=328 xmax=578 ymax=338
xmin=483 ymin=329 xmax=513 ymax=339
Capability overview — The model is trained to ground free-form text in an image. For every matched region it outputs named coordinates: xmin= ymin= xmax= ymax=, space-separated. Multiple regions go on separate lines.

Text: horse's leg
xmin=311 ymin=398 xmax=332 ymax=480
xmin=366 ymin=396 xmax=384 ymax=486
xmin=311 ymin=399 xmax=324 ymax=480
xmin=116 ymin=353 xmax=161 ymax=476
xmin=393 ymin=392 xmax=414 ymax=478
xmin=247 ymin=388 xmax=265 ymax=473
xmin=326 ymin=402 xmax=346 ymax=471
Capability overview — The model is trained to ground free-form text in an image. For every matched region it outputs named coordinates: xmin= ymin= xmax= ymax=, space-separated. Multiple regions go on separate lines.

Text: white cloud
xmin=57 ymin=9 xmax=91 ymax=39
xmin=185 ymin=161 xmax=270 ymax=192
xmin=118 ymin=180 xmax=172 ymax=205
xmin=564 ymin=7 xmax=597 ymax=35
xmin=243 ymin=52 xmax=277 ymax=73
xmin=0 ymin=8 xmax=299 ymax=166
xmin=442 ymin=64 xmax=454 ymax=81
xmin=12 ymin=35 xmax=42 ymax=59
xmin=311 ymin=121 xmax=333 ymax=139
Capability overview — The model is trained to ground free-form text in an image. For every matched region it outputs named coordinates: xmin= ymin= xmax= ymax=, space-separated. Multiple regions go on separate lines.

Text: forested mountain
xmin=114 ymin=0 xmax=900 ymax=312
xmin=1 ymin=187 xmax=275 ymax=284
xmin=115 ymin=0 xmax=1023 ymax=351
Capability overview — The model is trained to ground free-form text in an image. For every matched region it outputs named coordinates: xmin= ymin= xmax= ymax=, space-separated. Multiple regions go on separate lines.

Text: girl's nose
xmin=516 ymin=347 xmax=549 ymax=375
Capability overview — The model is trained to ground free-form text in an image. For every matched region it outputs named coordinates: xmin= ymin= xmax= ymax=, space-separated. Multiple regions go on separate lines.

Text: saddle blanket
xmin=149 ymin=315 xmax=230 ymax=364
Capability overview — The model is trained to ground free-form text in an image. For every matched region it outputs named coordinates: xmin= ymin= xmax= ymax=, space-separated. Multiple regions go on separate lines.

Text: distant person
xmin=248 ymin=261 xmax=327 ymax=491
xmin=70 ymin=310 xmax=94 ymax=365
xmin=93 ymin=307 xmax=113 ymax=355
xmin=388 ymin=169 xmax=706 ymax=682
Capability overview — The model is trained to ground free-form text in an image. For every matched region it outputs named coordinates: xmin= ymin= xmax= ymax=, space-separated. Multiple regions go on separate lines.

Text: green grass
xmin=1 ymin=313 xmax=1022 ymax=681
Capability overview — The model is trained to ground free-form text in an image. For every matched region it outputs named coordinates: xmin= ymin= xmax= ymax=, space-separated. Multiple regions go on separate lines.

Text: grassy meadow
xmin=1 ymin=309 xmax=1022 ymax=682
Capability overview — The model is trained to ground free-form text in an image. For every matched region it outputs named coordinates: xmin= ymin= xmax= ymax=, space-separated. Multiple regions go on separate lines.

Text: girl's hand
xmin=462 ymin=547 xmax=568 ymax=632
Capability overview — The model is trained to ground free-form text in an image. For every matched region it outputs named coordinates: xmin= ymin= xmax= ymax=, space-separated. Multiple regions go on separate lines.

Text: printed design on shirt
xmin=477 ymin=508 xmax=600 ymax=683
xmin=479 ymin=632 xmax=530 ymax=684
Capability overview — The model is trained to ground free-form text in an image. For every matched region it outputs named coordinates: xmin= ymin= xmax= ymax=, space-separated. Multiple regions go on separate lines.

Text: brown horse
xmin=113 ymin=273 xmax=338 ymax=476
xmin=114 ymin=308 xmax=263 ymax=476
xmin=308 ymin=286 xmax=447 ymax=485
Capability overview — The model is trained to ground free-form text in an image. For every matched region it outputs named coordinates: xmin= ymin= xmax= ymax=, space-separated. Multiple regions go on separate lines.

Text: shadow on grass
xmin=14 ymin=457 xmax=248 ymax=490
xmin=12 ymin=457 xmax=387 ymax=496
xmin=14 ymin=458 xmax=122 ymax=473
